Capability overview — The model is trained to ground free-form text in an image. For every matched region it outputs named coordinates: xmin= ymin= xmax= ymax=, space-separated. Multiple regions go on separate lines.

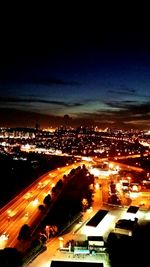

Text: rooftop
xmin=127 ymin=206 xmax=139 ymax=214
xmin=86 ymin=210 xmax=108 ymax=227
xmin=88 ymin=236 xmax=104 ymax=241
xmin=115 ymin=219 xmax=136 ymax=230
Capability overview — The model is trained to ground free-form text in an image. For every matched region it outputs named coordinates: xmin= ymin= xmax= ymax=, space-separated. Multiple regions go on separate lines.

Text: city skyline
xmin=0 ymin=30 xmax=150 ymax=129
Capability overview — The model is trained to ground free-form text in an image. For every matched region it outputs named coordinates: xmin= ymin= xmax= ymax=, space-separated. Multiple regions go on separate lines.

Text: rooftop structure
xmin=86 ymin=210 xmax=108 ymax=227
xmin=127 ymin=206 xmax=139 ymax=214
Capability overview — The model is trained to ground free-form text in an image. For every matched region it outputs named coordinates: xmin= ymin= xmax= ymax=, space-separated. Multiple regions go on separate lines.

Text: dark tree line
xmin=0 ymin=248 xmax=22 ymax=267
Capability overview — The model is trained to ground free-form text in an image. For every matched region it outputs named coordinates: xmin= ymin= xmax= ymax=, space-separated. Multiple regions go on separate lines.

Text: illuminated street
xmin=0 ymin=160 xmax=89 ymax=249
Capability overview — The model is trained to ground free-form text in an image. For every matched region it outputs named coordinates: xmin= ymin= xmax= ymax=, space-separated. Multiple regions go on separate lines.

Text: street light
xmin=32 ymin=198 xmax=39 ymax=207
xmin=45 ymin=225 xmax=50 ymax=239
xmin=116 ymin=165 xmax=120 ymax=171
xmin=58 ymin=237 xmax=64 ymax=249
xmin=7 ymin=210 xmax=11 ymax=215
xmin=127 ymin=176 xmax=131 ymax=187
xmin=95 ymin=183 xmax=100 ymax=190
xmin=109 ymin=163 xmax=114 ymax=169
xmin=0 ymin=233 xmax=9 ymax=249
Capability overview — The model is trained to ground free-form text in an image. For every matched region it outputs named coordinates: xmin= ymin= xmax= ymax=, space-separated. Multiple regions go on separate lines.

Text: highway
xmin=0 ymin=160 xmax=90 ymax=249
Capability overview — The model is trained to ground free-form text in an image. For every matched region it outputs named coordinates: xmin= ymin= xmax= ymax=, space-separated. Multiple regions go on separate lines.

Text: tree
xmin=50 ymin=225 xmax=58 ymax=236
xmin=43 ymin=194 xmax=51 ymax=206
xmin=85 ymin=189 xmax=93 ymax=206
xmin=70 ymin=168 xmax=75 ymax=176
xmin=22 ymin=238 xmax=46 ymax=265
xmin=0 ymin=248 xmax=22 ymax=267
xmin=56 ymin=179 xmax=63 ymax=189
xmin=108 ymin=194 xmax=121 ymax=205
xmin=109 ymin=181 xmax=116 ymax=194
xmin=18 ymin=224 xmax=31 ymax=240
xmin=39 ymin=234 xmax=47 ymax=244
xmin=52 ymin=186 xmax=56 ymax=194
xmin=63 ymin=174 xmax=67 ymax=180
xmin=38 ymin=204 xmax=46 ymax=212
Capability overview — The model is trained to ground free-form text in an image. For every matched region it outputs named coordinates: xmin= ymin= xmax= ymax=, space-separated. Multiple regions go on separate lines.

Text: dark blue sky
xmin=0 ymin=29 xmax=150 ymax=129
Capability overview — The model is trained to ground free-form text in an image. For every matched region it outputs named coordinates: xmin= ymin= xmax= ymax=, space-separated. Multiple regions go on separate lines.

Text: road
xmin=0 ymin=160 xmax=90 ymax=249
xmin=0 ymin=153 xmax=147 ymax=258
xmin=92 ymin=155 xmax=146 ymax=208
xmin=130 ymin=191 xmax=150 ymax=209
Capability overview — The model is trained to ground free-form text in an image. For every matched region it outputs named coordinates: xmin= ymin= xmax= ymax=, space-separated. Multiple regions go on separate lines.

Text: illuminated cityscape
xmin=0 ymin=126 xmax=150 ymax=266
xmin=1 ymin=25 xmax=150 ymax=266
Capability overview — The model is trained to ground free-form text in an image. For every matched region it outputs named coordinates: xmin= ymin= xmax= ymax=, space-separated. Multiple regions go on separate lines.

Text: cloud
xmin=124 ymin=119 xmax=150 ymax=125
xmin=107 ymin=87 xmax=150 ymax=99
xmin=108 ymin=87 xmax=136 ymax=96
xmin=101 ymin=101 xmax=150 ymax=128
xmin=26 ymin=77 xmax=81 ymax=86
xmin=0 ymin=76 xmax=81 ymax=86
xmin=0 ymin=96 xmax=83 ymax=108
xmin=105 ymin=100 xmax=135 ymax=110
xmin=105 ymin=100 xmax=150 ymax=115
xmin=119 ymin=87 xmax=136 ymax=93
xmin=73 ymin=100 xmax=150 ymax=129
xmin=1 ymin=95 xmax=150 ymax=129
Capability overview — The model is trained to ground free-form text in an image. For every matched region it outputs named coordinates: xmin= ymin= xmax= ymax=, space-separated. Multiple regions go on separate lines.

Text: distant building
xmin=35 ymin=123 xmax=40 ymax=131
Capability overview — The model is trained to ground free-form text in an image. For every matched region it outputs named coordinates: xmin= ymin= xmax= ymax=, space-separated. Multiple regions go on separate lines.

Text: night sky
xmin=0 ymin=26 xmax=150 ymax=129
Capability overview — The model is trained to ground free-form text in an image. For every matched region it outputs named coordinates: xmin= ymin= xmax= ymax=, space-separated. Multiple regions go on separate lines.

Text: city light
xmin=1 ymin=29 xmax=150 ymax=267
xmin=89 ymin=168 xmax=101 ymax=176
xmin=7 ymin=209 xmax=16 ymax=217
xmin=132 ymin=185 xmax=139 ymax=192
xmin=115 ymin=165 xmax=120 ymax=171
xmin=87 ymin=206 xmax=93 ymax=213
xmin=58 ymin=237 xmax=64 ymax=249
xmin=109 ymin=163 xmax=114 ymax=169
xmin=129 ymin=192 xmax=140 ymax=199
xmin=45 ymin=225 xmax=50 ymax=239
xmin=95 ymin=182 xmax=100 ymax=190
xmin=24 ymin=192 xmax=33 ymax=200
xmin=0 ymin=233 xmax=9 ymax=249
xmin=32 ymin=198 xmax=39 ymax=206
xmin=81 ymin=156 xmax=93 ymax=162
